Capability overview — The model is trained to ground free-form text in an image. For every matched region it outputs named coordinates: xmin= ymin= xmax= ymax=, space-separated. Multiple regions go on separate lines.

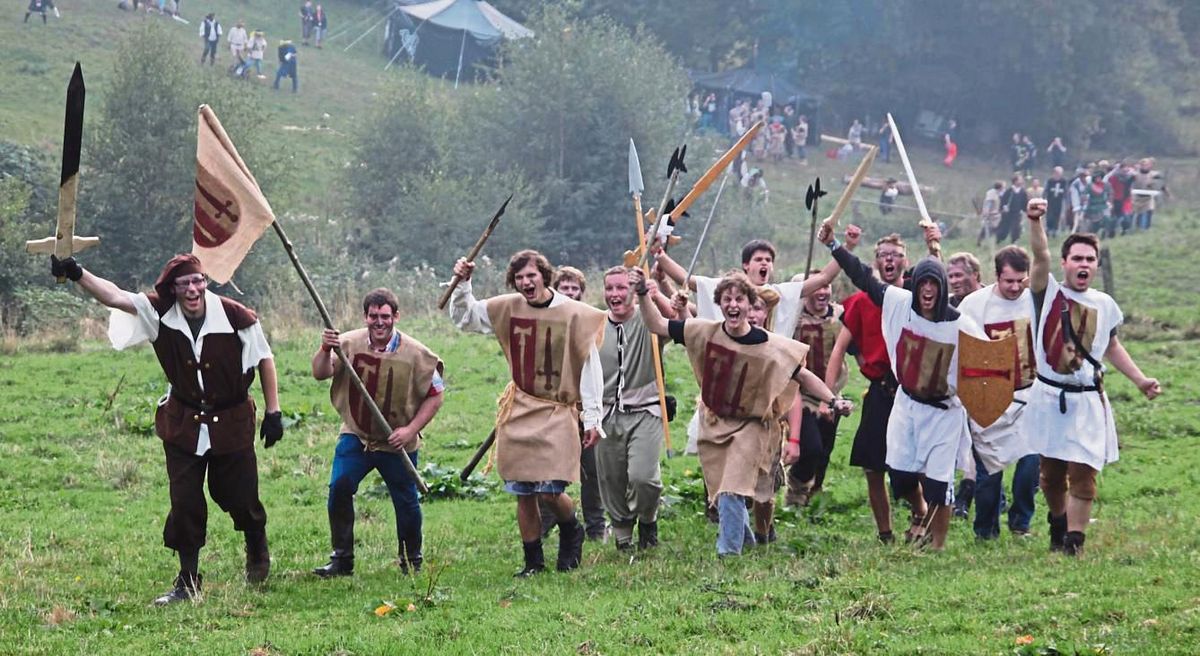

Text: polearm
xmin=886 ymin=113 xmax=941 ymax=258
xmin=636 ymin=145 xmax=686 ymax=268
xmin=801 ymin=178 xmax=827 ymax=282
xmin=684 ymin=174 xmax=730 ymax=282
xmin=827 ymin=146 xmax=878 ymax=229
xmin=629 ymin=139 xmax=675 ymax=457
xmin=271 ymin=219 xmax=429 ymax=493
xmin=460 ymin=428 xmax=496 ymax=481
xmin=436 ymin=194 xmax=513 ymax=310
xmin=25 ymin=63 xmax=100 ymax=272
xmin=668 ymin=121 xmax=763 ymax=223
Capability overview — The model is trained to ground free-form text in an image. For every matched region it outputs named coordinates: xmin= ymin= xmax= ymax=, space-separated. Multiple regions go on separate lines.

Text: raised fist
xmin=1026 ymin=198 xmax=1047 ymax=221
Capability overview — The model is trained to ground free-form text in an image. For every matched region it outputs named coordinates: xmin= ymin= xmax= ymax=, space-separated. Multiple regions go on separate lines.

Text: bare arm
xmin=652 ymin=247 xmax=696 ymax=292
xmin=1026 ymin=198 xmax=1050 ymax=294
xmin=77 ymin=269 xmax=136 ymax=315
xmin=634 ymin=274 xmax=672 ymax=338
xmin=311 ymin=329 xmax=340 ymax=380
xmin=404 ymin=391 xmax=444 ymax=435
xmin=825 ymin=326 xmax=852 ymax=391
xmin=258 ymin=357 xmax=281 ymax=414
xmin=799 ymin=257 xmax=841 ymax=297
xmin=1105 ymin=334 xmax=1161 ymax=399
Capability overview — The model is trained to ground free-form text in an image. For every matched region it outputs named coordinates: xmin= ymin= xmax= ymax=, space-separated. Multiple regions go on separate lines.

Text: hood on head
xmin=910 ymin=257 xmax=958 ymax=322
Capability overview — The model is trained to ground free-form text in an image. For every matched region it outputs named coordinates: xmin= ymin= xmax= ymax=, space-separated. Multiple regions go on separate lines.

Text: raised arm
xmin=652 ymin=246 xmax=696 ymax=292
xmin=52 ymin=256 xmax=136 ymax=314
xmin=1026 ymin=198 xmax=1050 ymax=295
xmin=798 ymin=257 xmax=842 ymax=298
xmin=817 ymin=218 xmax=886 ymax=306
xmin=447 ymin=258 xmax=493 ymax=333
xmin=630 ymin=268 xmax=671 ymax=337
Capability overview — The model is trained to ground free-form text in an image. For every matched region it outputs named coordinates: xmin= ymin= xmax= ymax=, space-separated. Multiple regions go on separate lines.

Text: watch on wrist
xmin=826 ymin=238 xmax=841 ymax=251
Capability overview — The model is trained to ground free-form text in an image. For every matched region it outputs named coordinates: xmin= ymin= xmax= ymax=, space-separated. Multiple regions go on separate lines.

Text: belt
xmin=868 ymin=373 xmax=899 ymax=397
xmin=901 ymin=387 xmax=949 ymax=410
xmin=1037 ymin=374 xmax=1099 ymax=414
xmin=171 ymin=394 xmax=248 ymax=414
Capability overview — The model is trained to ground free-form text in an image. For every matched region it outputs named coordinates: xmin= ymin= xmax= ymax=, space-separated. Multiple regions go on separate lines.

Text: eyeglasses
xmin=875 ymin=251 xmax=904 ymax=260
xmin=173 ymin=276 xmax=207 ymax=291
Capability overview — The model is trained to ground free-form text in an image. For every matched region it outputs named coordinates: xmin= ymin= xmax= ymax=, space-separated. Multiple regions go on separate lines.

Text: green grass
xmin=5 ymin=3 xmax=1200 ymax=653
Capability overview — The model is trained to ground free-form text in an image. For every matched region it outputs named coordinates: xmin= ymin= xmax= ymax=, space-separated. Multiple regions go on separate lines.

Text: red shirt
xmin=841 ymin=291 xmax=891 ymax=381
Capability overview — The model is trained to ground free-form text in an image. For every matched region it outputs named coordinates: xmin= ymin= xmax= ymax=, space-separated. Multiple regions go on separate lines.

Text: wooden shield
xmin=958 ymin=332 xmax=1016 ymax=428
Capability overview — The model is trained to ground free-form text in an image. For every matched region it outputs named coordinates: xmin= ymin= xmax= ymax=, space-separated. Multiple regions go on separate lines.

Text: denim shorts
xmin=504 ymin=480 xmax=569 ymax=496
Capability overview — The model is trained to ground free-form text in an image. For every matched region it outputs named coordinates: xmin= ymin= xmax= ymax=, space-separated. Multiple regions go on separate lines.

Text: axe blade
xmin=805 ymin=184 xmax=815 ymax=211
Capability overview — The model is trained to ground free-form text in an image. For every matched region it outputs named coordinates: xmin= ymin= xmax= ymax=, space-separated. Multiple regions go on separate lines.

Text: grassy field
xmin=2 ymin=208 xmax=1199 ymax=654
xmin=4 ymin=2 xmax=1200 ymax=654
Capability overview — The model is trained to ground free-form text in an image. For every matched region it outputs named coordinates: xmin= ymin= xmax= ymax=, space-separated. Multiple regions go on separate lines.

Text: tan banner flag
xmin=191 ymin=104 xmax=275 ymax=284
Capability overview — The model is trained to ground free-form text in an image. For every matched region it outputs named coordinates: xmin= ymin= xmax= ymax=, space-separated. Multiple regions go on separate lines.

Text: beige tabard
xmin=683 ymin=320 xmax=808 ymax=503
xmin=329 ymin=328 xmax=443 ymax=454
xmin=487 ymin=294 xmax=606 ymax=482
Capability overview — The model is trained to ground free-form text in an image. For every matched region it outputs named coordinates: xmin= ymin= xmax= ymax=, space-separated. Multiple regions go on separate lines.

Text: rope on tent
xmin=344 ymin=5 xmax=400 ymax=53
xmin=323 ymin=3 xmax=383 ymax=43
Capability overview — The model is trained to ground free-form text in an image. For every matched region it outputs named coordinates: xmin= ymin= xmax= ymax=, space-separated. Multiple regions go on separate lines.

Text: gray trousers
xmin=596 ymin=410 xmax=664 ymax=526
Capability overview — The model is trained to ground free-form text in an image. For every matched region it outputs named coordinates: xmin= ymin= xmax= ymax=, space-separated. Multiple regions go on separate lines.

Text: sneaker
xmin=153 ymin=572 xmax=201 ymax=606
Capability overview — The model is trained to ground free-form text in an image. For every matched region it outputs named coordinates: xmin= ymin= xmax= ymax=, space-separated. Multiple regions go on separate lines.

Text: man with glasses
xmin=50 ymin=253 xmax=283 ymax=605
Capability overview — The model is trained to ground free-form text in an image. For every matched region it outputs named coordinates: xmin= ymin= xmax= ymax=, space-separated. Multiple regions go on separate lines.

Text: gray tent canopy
xmin=688 ymin=68 xmax=818 ymax=106
xmin=385 ymin=0 xmax=532 ymax=86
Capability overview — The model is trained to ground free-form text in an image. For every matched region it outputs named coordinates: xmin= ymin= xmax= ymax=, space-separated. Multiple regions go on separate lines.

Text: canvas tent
xmin=385 ymin=0 xmax=532 ymax=85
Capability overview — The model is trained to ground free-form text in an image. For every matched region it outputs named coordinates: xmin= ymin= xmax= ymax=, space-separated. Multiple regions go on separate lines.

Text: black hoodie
xmin=908 ymin=257 xmax=959 ymax=322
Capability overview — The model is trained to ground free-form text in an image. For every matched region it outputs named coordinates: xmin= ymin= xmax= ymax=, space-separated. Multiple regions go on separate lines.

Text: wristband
xmin=826 ymin=238 xmax=841 ymax=251
xmin=635 ymin=282 xmax=648 ymax=296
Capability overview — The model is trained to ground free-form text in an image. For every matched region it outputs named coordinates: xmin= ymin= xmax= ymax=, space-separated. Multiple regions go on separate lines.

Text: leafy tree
xmin=83 ymin=22 xmax=284 ymax=290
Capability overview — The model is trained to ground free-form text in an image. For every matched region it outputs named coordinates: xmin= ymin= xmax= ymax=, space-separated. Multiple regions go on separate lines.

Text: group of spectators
xmin=1008 ymin=132 xmax=1071 ymax=179
xmin=980 ymin=157 xmax=1168 ymax=245
xmin=192 ymin=3 xmax=329 ymax=93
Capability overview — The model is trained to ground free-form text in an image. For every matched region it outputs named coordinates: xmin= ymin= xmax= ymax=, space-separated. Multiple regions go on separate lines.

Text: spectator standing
xmin=1044 ymin=166 xmax=1068 ymax=236
xmin=199 ymin=13 xmax=222 ymax=66
xmin=1028 ymin=177 xmax=1044 ymax=202
xmin=767 ymin=119 xmax=787 ymax=162
xmin=300 ymin=1 xmax=315 ymax=46
xmin=313 ymin=5 xmax=327 ymax=48
xmin=248 ymin=31 xmax=268 ymax=78
xmin=847 ymin=119 xmax=863 ymax=149
xmin=24 ymin=0 xmax=48 ymax=24
xmin=1105 ymin=161 xmax=1135 ymax=236
xmin=1046 ymin=137 xmax=1067 ymax=170
xmin=879 ymin=178 xmax=898 ymax=215
xmin=1131 ymin=158 xmax=1167 ymax=231
xmin=228 ymin=20 xmax=248 ymax=66
xmin=877 ymin=122 xmax=893 ymax=163
xmin=1020 ymin=135 xmax=1037 ymax=178
xmin=1081 ymin=166 xmax=1111 ymax=235
xmin=274 ymin=40 xmax=299 ymax=93
xmin=791 ymin=115 xmax=809 ymax=165
xmin=1068 ymin=166 xmax=1090 ymax=232
xmin=978 ymin=180 xmax=1004 ymax=246
xmin=996 ymin=175 xmax=1028 ymax=244
xmin=1010 ymin=133 xmax=1024 ymax=172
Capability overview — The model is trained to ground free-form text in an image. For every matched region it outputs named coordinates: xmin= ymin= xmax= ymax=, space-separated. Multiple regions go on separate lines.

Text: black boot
xmin=637 ymin=520 xmax=658 ymax=549
xmin=515 ymin=540 xmax=544 ymax=577
xmin=953 ymin=479 xmax=975 ymax=519
xmin=313 ymin=497 xmax=355 ymax=577
xmin=244 ymin=530 xmax=270 ymax=584
xmin=398 ymin=534 xmax=423 ymax=574
xmin=1063 ymin=530 xmax=1086 ymax=556
xmin=1048 ymin=512 xmax=1068 ymax=553
xmin=153 ymin=571 xmax=201 ymax=606
xmin=556 ymin=518 xmax=584 ymax=571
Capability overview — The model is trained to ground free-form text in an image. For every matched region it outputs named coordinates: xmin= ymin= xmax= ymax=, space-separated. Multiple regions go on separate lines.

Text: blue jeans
xmin=974 ymin=452 xmax=1039 ymax=538
xmin=328 ymin=433 xmax=421 ymax=544
xmin=1135 ymin=210 xmax=1153 ymax=230
xmin=715 ymin=493 xmax=755 ymax=556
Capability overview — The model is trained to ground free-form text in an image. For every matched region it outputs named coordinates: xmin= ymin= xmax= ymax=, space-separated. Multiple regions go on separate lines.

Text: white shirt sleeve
xmin=238 ymin=321 xmax=274 ymax=373
xmin=107 ymin=292 xmax=160 ymax=350
xmin=448 ymin=280 xmax=493 ymax=334
xmin=579 ymin=343 xmax=606 ymax=437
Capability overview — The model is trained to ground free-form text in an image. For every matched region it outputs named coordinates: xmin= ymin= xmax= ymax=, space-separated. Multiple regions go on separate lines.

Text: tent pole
xmin=454 ymin=28 xmax=467 ymax=88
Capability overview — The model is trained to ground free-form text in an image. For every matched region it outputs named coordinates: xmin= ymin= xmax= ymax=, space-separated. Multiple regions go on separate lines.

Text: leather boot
xmin=637 ymin=520 xmax=658 ymax=549
xmin=398 ymin=534 xmax=423 ymax=574
xmin=514 ymin=540 xmax=544 ymax=578
xmin=556 ymin=519 xmax=584 ymax=571
xmin=244 ymin=530 xmax=270 ymax=584
xmin=313 ymin=497 xmax=355 ymax=577
xmin=1063 ymin=530 xmax=1086 ymax=556
xmin=153 ymin=571 xmax=201 ymax=606
xmin=1048 ymin=512 xmax=1068 ymax=553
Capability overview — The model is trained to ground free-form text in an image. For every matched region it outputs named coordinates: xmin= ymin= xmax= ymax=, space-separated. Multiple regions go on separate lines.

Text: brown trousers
xmin=162 ymin=441 xmax=267 ymax=553
xmin=1039 ymin=456 xmax=1098 ymax=501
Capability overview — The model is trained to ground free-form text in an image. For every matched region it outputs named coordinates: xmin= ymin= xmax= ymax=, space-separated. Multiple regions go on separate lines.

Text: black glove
xmin=50 ymin=255 xmax=83 ymax=282
xmin=260 ymin=411 xmax=284 ymax=448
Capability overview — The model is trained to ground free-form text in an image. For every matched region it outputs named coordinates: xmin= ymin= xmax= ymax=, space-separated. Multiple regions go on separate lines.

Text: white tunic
xmin=1028 ymin=277 xmax=1122 ymax=470
xmin=108 ymin=290 xmax=273 ymax=456
xmin=955 ymin=285 xmax=1037 ymax=475
xmin=881 ymin=286 xmax=982 ymax=486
